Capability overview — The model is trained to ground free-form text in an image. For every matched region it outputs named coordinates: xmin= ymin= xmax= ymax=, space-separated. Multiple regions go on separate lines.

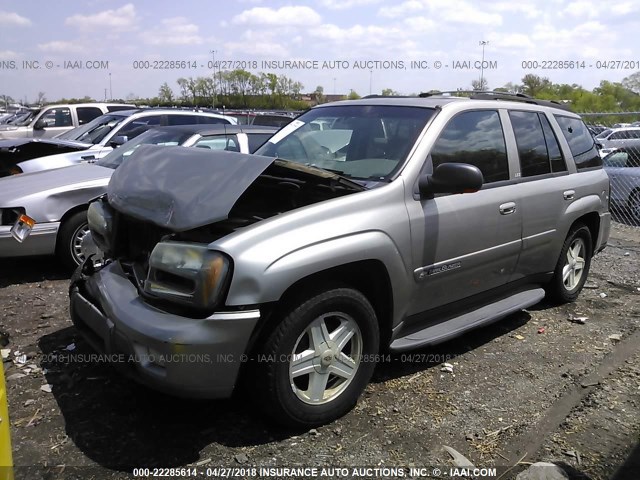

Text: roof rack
xmin=418 ymin=90 xmax=572 ymax=111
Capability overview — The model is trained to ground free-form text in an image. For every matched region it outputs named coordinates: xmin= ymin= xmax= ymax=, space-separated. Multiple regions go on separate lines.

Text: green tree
xmin=158 ymin=82 xmax=174 ymax=103
xmin=381 ymin=88 xmax=399 ymax=96
xmin=521 ymin=74 xmax=551 ymax=96
xmin=347 ymin=89 xmax=361 ymax=100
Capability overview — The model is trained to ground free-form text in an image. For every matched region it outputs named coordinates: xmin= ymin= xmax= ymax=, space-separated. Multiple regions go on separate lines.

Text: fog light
xmin=10 ymin=214 xmax=35 ymax=243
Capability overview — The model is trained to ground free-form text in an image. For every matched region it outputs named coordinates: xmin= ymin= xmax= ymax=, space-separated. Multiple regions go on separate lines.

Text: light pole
xmin=479 ymin=40 xmax=488 ymax=91
xmin=211 ymin=50 xmax=217 ymax=108
xmin=109 ymin=73 xmax=113 ymax=100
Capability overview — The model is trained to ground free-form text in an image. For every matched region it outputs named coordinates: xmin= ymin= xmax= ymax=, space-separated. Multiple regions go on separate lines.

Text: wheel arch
xmin=54 ymin=204 xmax=89 ymax=248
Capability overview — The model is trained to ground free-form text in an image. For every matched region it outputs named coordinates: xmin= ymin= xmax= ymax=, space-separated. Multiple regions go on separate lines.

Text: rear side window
xmin=246 ymin=133 xmax=273 ymax=153
xmin=107 ymin=105 xmax=135 ymax=112
xmin=539 ymin=114 xmax=566 ymax=172
xmin=76 ymin=107 xmax=103 ymax=125
xmin=431 ymin=110 xmax=509 ymax=183
xmin=554 ymin=116 xmax=601 ymax=170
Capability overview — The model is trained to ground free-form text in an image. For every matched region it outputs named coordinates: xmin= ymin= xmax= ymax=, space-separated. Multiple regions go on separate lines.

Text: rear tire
xmin=545 ymin=224 xmax=592 ymax=304
xmin=254 ymin=287 xmax=379 ymax=428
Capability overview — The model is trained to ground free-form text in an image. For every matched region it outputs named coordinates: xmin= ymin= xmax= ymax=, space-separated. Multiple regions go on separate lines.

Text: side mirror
xmin=419 ymin=163 xmax=484 ymax=196
xmin=33 ymin=119 xmax=47 ymax=130
xmin=109 ymin=135 xmax=128 ymax=148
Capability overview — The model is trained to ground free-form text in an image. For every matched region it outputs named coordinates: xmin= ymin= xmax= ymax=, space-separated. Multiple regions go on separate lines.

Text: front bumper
xmin=0 ymin=222 xmax=59 ymax=257
xmin=69 ymin=261 xmax=260 ymax=398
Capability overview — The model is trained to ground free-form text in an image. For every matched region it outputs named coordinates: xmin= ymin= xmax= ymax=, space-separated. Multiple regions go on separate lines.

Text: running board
xmin=390 ymin=288 xmax=545 ymax=351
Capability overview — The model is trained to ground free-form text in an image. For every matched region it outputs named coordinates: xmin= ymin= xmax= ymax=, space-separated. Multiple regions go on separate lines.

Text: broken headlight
xmin=144 ymin=242 xmax=230 ymax=310
xmin=87 ymin=200 xmax=114 ymax=256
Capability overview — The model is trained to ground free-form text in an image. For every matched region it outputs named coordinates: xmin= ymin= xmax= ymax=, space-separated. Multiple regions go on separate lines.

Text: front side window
xmin=40 ymin=107 xmax=72 ymax=127
xmin=431 ymin=110 xmax=509 ymax=183
xmin=255 ymin=105 xmax=434 ymax=182
xmin=554 ymin=115 xmax=601 ymax=170
xmin=56 ymin=114 xmax=127 ymax=144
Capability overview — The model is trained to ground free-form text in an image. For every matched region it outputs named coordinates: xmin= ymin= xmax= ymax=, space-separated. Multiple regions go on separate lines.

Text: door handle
xmin=563 ymin=190 xmax=575 ymax=200
xmin=499 ymin=202 xmax=516 ymax=215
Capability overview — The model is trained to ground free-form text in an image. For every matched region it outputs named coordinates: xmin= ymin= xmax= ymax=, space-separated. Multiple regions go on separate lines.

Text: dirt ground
xmin=1 ymin=223 xmax=639 ymax=480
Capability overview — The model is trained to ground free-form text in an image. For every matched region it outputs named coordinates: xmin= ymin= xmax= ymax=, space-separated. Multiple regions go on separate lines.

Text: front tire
xmin=545 ymin=224 xmax=592 ymax=303
xmin=56 ymin=211 xmax=90 ymax=271
xmin=255 ymin=287 xmax=379 ymax=428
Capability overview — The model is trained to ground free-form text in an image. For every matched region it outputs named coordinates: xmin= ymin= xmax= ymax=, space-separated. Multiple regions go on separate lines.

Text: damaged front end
xmin=82 ymin=145 xmax=365 ymax=316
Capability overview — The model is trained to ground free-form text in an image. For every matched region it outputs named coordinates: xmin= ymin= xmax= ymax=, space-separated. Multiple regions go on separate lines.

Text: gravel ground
xmin=1 ymin=223 xmax=639 ymax=480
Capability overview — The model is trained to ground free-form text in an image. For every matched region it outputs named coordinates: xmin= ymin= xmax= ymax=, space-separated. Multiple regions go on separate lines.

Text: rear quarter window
xmin=554 ymin=115 xmax=601 ymax=170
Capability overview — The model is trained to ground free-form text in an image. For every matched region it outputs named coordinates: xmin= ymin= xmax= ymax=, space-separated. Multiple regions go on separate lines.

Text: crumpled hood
xmin=0 ymin=164 xmax=113 ymax=205
xmin=107 ymin=145 xmax=276 ymax=231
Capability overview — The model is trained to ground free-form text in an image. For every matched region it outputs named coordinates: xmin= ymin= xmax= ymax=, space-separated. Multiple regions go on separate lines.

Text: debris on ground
xmin=233 ymin=453 xmax=249 ymax=464
xmin=568 ymin=314 xmax=588 ymax=324
xmin=440 ymin=363 xmax=454 ymax=373
xmin=40 ymin=384 xmax=52 ymax=393
xmin=599 ymin=292 xmax=608 ymax=298
xmin=608 ymin=333 xmax=622 ymax=343
xmin=442 ymin=445 xmax=475 ymax=468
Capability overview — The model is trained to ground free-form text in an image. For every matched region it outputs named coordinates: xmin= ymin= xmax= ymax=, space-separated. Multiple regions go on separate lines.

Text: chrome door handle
xmin=499 ymin=202 xmax=516 ymax=215
xmin=563 ymin=190 xmax=575 ymax=200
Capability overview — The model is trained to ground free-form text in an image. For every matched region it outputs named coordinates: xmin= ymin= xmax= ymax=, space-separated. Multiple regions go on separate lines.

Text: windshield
xmin=596 ymin=129 xmax=612 ymax=139
xmin=11 ymin=110 xmax=40 ymax=126
xmin=56 ymin=113 xmax=128 ymax=144
xmin=97 ymin=128 xmax=195 ymax=169
xmin=255 ymin=105 xmax=434 ymax=181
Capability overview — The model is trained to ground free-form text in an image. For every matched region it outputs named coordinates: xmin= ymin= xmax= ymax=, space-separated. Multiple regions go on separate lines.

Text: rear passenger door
xmin=407 ymin=109 xmax=523 ymax=315
xmin=510 ymin=112 xmax=598 ymax=279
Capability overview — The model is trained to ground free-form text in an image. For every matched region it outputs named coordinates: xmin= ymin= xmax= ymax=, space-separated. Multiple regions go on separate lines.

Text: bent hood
xmin=107 ymin=144 xmax=365 ymax=232
xmin=107 ymin=145 xmax=276 ymax=231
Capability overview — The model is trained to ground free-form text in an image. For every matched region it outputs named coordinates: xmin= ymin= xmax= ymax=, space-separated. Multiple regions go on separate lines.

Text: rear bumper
xmin=0 ymin=222 xmax=59 ymax=257
xmin=69 ymin=261 xmax=260 ymax=398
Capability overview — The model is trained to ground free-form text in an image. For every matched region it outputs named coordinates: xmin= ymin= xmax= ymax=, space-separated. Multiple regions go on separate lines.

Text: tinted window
xmin=431 ymin=110 xmax=509 ymax=183
xmin=247 ymin=133 xmax=273 ymax=153
xmin=198 ymin=116 xmax=232 ymax=125
xmin=117 ymin=116 xmax=164 ymax=140
xmin=167 ymin=115 xmax=201 ymax=126
xmin=56 ymin=114 xmax=128 ymax=143
xmin=539 ymin=114 xmax=566 ymax=172
xmin=509 ymin=111 xmax=550 ymax=177
xmin=106 ymin=105 xmax=135 ymax=112
xmin=554 ymin=115 xmax=601 ymax=170
xmin=76 ymin=107 xmax=103 ymax=125
xmin=628 ymin=130 xmax=640 ymax=139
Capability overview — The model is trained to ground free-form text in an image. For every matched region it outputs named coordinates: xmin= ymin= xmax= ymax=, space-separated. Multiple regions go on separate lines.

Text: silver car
xmin=0 ymin=103 xmax=134 ymax=140
xmin=0 ymin=125 xmax=276 ymax=269
xmin=1 ymin=109 xmax=237 ymax=176
xmin=595 ymin=126 xmax=640 ymax=157
xmin=70 ymin=94 xmax=610 ymax=427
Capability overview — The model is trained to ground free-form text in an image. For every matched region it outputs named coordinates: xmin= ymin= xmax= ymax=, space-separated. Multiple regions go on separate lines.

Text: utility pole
xmin=109 ymin=73 xmax=113 ymax=100
xmin=479 ymin=40 xmax=488 ymax=91
xmin=211 ymin=50 xmax=217 ymax=107
xmin=104 ymin=88 xmax=107 ymax=101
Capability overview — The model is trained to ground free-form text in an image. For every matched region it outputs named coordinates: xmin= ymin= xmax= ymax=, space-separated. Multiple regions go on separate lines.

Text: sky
xmin=0 ymin=0 xmax=639 ymax=103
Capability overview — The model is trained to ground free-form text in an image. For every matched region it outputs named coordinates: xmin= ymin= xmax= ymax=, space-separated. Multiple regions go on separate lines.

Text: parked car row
xmin=0 ymin=108 xmax=237 ymax=177
xmin=0 ymin=123 xmax=276 ymax=268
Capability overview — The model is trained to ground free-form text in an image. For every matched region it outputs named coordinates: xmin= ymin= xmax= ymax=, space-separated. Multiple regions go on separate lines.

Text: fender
xmin=224 ymin=230 xmax=412 ymax=324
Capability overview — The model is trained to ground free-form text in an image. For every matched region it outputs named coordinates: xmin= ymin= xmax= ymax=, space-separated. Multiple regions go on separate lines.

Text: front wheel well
xmin=245 ymin=260 xmax=394 ymax=359
xmin=55 ymin=205 xmax=88 ymax=247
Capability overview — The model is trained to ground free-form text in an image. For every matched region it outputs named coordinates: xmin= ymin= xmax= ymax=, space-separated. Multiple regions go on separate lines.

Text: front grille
xmin=112 ymin=212 xmax=169 ymax=265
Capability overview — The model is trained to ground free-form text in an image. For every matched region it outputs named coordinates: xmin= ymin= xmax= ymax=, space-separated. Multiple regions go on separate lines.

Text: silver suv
xmin=69 ymin=93 xmax=611 ymax=427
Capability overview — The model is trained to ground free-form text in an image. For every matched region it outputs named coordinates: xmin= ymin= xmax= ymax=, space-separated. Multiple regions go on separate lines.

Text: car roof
xmin=315 ymin=93 xmax=575 ymax=115
xmin=147 ymin=125 xmax=279 ymax=135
